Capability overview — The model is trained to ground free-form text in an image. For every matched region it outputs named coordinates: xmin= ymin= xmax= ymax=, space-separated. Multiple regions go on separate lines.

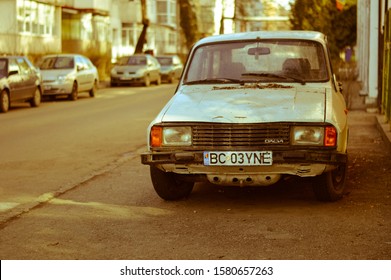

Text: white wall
xmin=357 ymin=0 xmax=379 ymax=104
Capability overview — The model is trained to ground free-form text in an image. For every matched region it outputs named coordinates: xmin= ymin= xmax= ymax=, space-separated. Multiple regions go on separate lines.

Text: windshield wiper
xmin=185 ymin=78 xmax=244 ymax=85
xmin=242 ymin=72 xmax=306 ymax=85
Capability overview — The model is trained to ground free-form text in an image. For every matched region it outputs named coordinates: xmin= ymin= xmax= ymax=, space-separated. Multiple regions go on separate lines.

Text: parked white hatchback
xmin=39 ymin=54 xmax=99 ymax=100
xmin=141 ymin=31 xmax=349 ymax=202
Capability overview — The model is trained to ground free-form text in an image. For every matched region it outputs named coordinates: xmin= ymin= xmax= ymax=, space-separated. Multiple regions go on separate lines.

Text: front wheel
xmin=68 ymin=82 xmax=78 ymax=101
xmin=30 ymin=87 xmax=41 ymax=107
xmin=156 ymin=75 xmax=161 ymax=85
xmin=312 ymin=161 xmax=347 ymax=202
xmin=0 ymin=90 xmax=10 ymax=113
xmin=144 ymin=75 xmax=151 ymax=87
xmin=150 ymin=166 xmax=194 ymax=200
xmin=89 ymin=80 xmax=97 ymax=97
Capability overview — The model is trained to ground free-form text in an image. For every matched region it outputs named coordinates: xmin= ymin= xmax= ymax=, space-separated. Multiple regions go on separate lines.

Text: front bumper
xmin=42 ymin=82 xmax=73 ymax=95
xmin=141 ymin=149 xmax=347 ymax=178
xmin=111 ymin=76 xmax=144 ymax=84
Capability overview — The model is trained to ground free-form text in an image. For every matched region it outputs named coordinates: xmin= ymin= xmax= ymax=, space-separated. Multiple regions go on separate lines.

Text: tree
xmin=178 ymin=0 xmax=199 ymax=50
xmin=134 ymin=0 xmax=149 ymax=54
xmin=289 ymin=0 xmax=357 ymax=62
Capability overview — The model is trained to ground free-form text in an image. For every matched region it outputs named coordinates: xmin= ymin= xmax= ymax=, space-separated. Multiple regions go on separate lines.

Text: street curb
xmin=376 ymin=114 xmax=391 ymax=152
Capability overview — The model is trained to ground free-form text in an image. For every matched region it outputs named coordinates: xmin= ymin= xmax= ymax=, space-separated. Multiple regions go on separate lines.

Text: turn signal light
xmin=324 ymin=126 xmax=337 ymax=147
xmin=150 ymin=126 xmax=163 ymax=147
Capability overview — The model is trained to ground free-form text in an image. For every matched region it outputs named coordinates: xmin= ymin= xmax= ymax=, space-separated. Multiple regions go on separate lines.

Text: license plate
xmin=203 ymin=151 xmax=273 ymax=166
xmin=44 ymin=85 xmax=51 ymax=90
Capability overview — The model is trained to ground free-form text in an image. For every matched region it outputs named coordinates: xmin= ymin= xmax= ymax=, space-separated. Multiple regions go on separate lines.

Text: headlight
xmin=57 ymin=74 xmax=73 ymax=82
xmin=150 ymin=126 xmax=192 ymax=147
xmin=57 ymin=75 xmax=67 ymax=81
xmin=292 ymin=126 xmax=337 ymax=146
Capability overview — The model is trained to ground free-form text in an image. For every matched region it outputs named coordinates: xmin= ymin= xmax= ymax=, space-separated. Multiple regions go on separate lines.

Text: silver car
xmin=39 ymin=54 xmax=99 ymax=100
xmin=156 ymin=55 xmax=183 ymax=83
xmin=110 ymin=54 xmax=161 ymax=87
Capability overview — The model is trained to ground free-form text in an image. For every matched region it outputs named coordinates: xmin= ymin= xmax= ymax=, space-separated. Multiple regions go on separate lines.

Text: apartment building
xmin=0 ymin=0 xmax=63 ymax=57
xmin=0 ymin=0 xmax=180 ymax=78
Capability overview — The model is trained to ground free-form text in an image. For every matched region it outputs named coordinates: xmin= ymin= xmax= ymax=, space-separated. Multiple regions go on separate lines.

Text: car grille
xmin=192 ymin=124 xmax=290 ymax=148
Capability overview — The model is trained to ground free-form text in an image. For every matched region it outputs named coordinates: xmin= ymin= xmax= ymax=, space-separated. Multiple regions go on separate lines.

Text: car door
xmin=75 ymin=56 xmax=89 ymax=91
xmin=81 ymin=56 xmax=95 ymax=89
xmin=7 ymin=59 xmax=25 ymax=102
xmin=16 ymin=57 xmax=36 ymax=99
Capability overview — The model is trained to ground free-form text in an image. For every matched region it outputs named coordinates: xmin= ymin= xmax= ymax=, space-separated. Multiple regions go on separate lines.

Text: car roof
xmin=194 ymin=31 xmax=327 ymax=47
xmin=0 ymin=56 xmax=27 ymax=59
xmin=41 ymin=54 xmax=84 ymax=58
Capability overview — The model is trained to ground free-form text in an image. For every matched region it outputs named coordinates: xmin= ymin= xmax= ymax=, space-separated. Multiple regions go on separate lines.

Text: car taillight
xmin=324 ymin=126 xmax=337 ymax=147
xmin=150 ymin=126 xmax=163 ymax=147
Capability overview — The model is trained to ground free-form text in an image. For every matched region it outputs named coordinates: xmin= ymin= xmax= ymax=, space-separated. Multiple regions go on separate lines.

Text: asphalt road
xmin=0 ymin=85 xmax=175 ymax=222
xmin=0 ymin=85 xmax=390 ymax=260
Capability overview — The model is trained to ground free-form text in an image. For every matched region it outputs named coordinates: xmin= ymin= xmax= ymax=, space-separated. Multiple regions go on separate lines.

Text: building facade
xmin=0 ymin=0 xmax=181 ymax=79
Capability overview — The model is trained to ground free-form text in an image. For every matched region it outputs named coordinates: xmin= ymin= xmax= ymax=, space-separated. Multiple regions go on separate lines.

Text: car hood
xmin=157 ymin=84 xmax=327 ymax=123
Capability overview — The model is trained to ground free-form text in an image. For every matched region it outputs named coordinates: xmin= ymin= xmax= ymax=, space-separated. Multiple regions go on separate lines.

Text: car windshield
xmin=157 ymin=57 xmax=173 ymax=66
xmin=118 ymin=56 xmax=147 ymax=66
xmin=184 ymin=39 xmax=329 ymax=84
xmin=40 ymin=57 xmax=74 ymax=70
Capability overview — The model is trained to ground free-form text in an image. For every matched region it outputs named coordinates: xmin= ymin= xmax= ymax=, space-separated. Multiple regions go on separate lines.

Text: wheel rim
xmin=145 ymin=76 xmax=150 ymax=86
xmin=34 ymin=89 xmax=41 ymax=105
xmin=2 ymin=92 xmax=9 ymax=111
xmin=331 ymin=164 xmax=346 ymax=191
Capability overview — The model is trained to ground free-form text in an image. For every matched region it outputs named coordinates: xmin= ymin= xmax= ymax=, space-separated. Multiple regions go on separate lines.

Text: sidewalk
xmin=343 ymin=79 xmax=391 ymax=151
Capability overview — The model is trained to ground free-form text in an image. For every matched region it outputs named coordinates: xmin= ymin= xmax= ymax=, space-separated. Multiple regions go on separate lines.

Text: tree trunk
xmin=178 ymin=0 xmax=199 ymax=50
xmin=134 ymin=0 xmax=149 ymax=54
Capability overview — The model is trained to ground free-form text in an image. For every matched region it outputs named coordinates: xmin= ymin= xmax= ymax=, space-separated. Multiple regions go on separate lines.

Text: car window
xmin=40 ymin=56 xmax=74 ymax=70
xmin=0 ymin=59 xmax=7 ymax=77
xmin=8 ymin=59 xmax=20 ymax=74
xmin=185 ymin=39 xmax=329 ymax=83
xmin=119 ymin=56 xmax=147 ymax=66
xmin=157 ymin=57 xmax=173 ymax=66
xmin=16 ymin=58 xmax=31 ymax=75
xmin=76 ymin=56 xmax=88 ymax=70
xmin=83 ymin=57 xmax=94 ymax=69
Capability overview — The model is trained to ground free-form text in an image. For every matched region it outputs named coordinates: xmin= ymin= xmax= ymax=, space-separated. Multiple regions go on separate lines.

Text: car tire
xmin=89 ymin=80 xmax=97 ymax=97
xmin=68 ymin=82 xmax=78 ymax=101
xmin=156 ymin=75 xmax=161 ymax=85
xmin=30 ymin=87 xmax=41 ymax=107
xmin=168 ymin=73 xmax=174 ymax=84
xmin=144 ymin=75 xmax=150 ymax=87
xmin=0 ymin=90 xmax=10 ymax=113
xmin=150 ymin=166 xmax=194 ymax=200
xmin=312 ymin=161 xmax=347 ymax=202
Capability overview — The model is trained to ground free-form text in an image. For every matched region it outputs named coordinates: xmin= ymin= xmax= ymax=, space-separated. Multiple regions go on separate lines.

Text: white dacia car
xmin=141 ymin=31 xmax=349 ymax=202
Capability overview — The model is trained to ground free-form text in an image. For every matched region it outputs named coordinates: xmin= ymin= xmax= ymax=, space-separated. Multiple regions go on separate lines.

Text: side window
xmin=16 ymin=58 xmax=31 ymax=75
xmin=8 ymin=59 xmax=20 ymax=74
xmin=75 ymin=56 xmax=87 ymax=71
xmin=83 ymin=57 xmax=94 ymax=69
xmin=0 ymin=59 xmax=8 ymax=76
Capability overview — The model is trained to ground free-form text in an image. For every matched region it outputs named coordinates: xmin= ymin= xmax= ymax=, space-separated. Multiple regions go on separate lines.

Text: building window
xmin=17 ymin=0 xmax=55 ymax=36
xmin=157 ymin=0 xmax=176 ymax=27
